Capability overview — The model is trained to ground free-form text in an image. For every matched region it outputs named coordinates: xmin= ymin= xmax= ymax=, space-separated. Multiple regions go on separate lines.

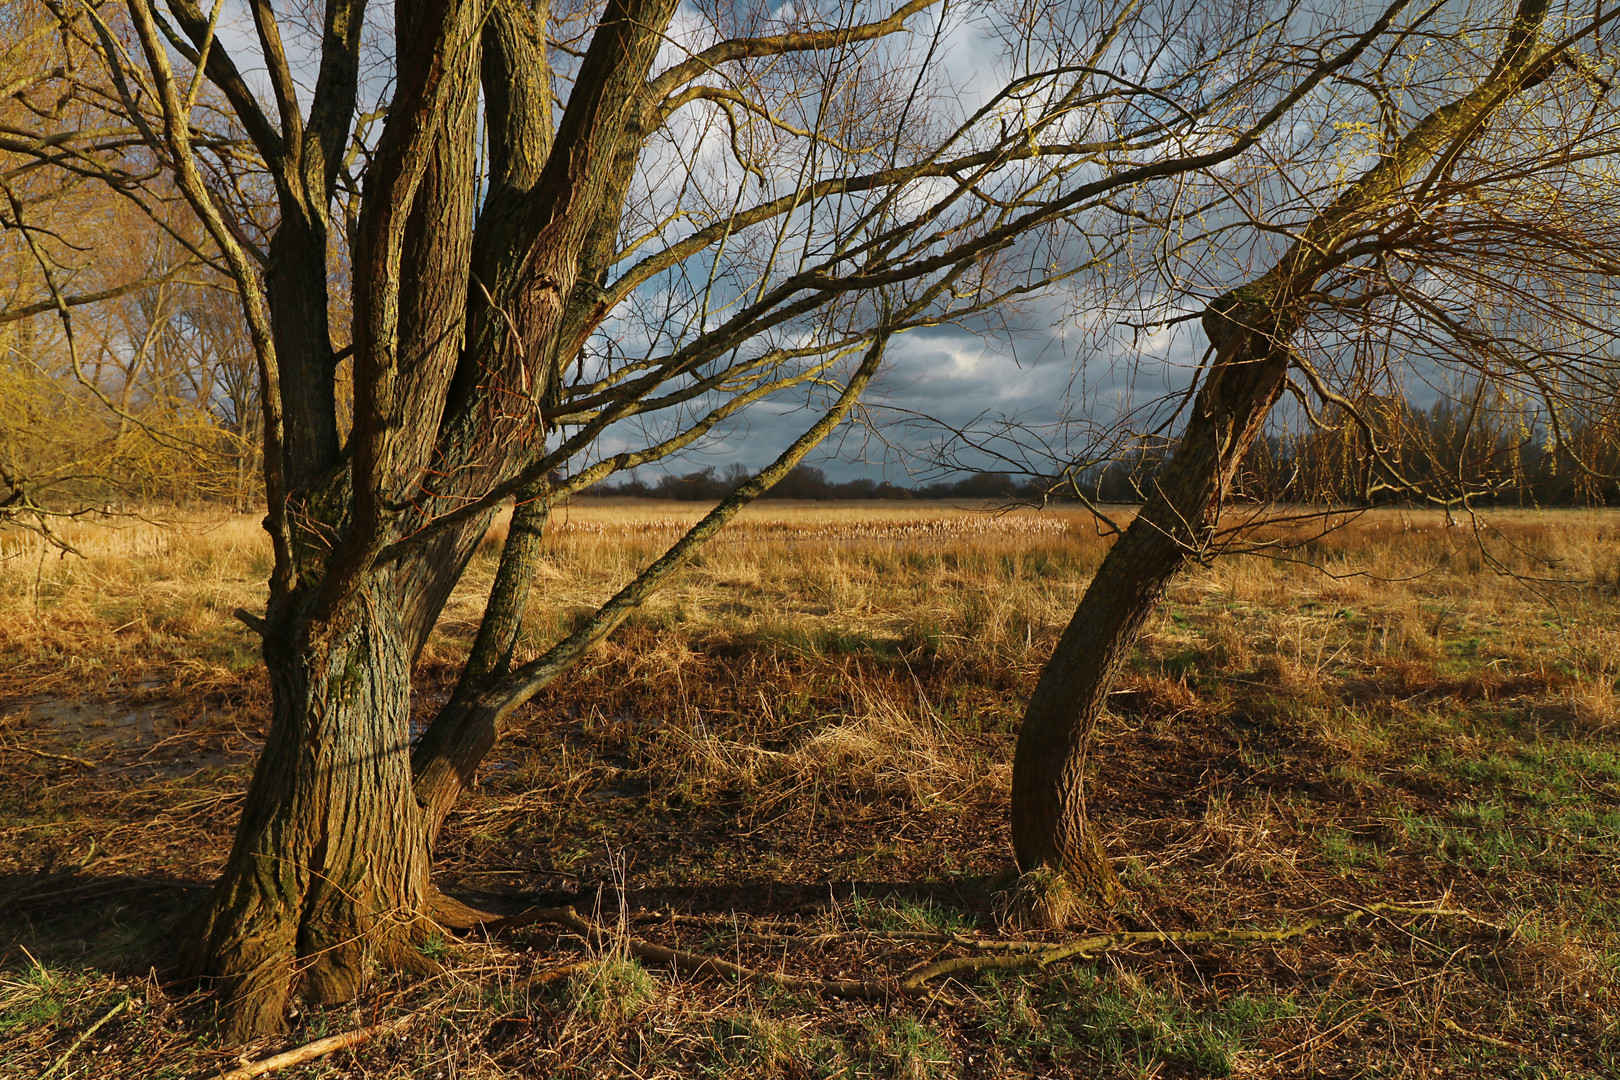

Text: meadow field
xmin=1 ymin=500 xmax=1618 ymax=1078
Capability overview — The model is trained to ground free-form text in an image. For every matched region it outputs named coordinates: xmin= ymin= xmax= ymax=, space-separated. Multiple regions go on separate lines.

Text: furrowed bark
xmin=182 ymin=9 xmax=699 ymax=1023
xmin=382 ymin=0 xmax=670 ymax=653
xmin=1009 ymin=0 xmax=1566 ymax=903
xmin=181 ymin=588 xmax=433 ymax=1039
xmin=263 ymin=213 xmax=341 ymax=491
xmin=434 ymin=0 xmax=675 ymax=481
xmin=385 ymin=0 xmax=554 ymax=661
xmin=176 ymin=0 xmax=487 ymax=1035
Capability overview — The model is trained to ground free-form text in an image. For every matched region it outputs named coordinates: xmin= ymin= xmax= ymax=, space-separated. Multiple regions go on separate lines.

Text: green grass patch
xmin=981 ymin=968 xmax=1298 ymax=1076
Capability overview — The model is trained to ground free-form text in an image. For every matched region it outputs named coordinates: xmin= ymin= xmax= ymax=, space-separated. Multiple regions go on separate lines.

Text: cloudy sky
xmin=196 ymin=0 xmax=1220 ymax=482
xmin=614 ymin=309 xmax=1208 ymax=484
xmin=180 ymin=0 xmax=1468 ymax=486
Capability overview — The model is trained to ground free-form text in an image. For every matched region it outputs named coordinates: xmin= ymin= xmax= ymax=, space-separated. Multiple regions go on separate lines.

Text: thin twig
xmin=898 ymin=904 xmax=1479 ymax=989
xmin=487 ymin=902 xmax=1489 ymax=1000
xmin=487 ymin=906 xmax=897 ymax=998
xmin=733 ymin=927 xmax=1044 ymax=952
xmin=41 ymin=998 xmax=127 ymax=1079
xmin=1440 ymin=1016 xmax=1525 ymax=1051
xmin=0 ymin=741 xmax=97 ymax=768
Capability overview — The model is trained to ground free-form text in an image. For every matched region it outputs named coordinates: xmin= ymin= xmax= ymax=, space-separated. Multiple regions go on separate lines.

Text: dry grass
xmin=2 ymin=501 xmax=1619 ymax=1077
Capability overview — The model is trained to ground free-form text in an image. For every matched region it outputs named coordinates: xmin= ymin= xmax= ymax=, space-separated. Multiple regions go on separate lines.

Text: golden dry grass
xmin=2 ymin=500 xmax=1619 ymax=1078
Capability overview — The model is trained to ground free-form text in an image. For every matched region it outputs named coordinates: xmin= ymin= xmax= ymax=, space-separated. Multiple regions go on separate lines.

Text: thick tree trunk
xmin=182 ymin=587 xmax=432 ymax=1039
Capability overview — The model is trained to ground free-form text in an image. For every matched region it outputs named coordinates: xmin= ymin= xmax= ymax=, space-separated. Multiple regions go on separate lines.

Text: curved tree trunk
xmin=1009 ymin=0 xmax=1562 ymax=902
xmin=181 ymin=588 xmax=432 ymax=1040
xmin=1011 ymin=301 xmax=1295 ymax=902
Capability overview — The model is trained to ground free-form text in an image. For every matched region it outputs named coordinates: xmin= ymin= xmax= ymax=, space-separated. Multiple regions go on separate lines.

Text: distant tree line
xmin=600 ymin=394 xmax=1620 ymax=508
xmin=1091 ymin=393 xmax=1620 ymax=508
xmin=593 ymin=463 xmax=1046 ymax=501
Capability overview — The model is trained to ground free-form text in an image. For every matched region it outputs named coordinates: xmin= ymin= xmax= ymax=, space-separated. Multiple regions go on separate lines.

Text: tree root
xmin=487 ymin=902 xmax=1492 ymax=999
xmin=426 ymin=885 xmax=502 ymax=930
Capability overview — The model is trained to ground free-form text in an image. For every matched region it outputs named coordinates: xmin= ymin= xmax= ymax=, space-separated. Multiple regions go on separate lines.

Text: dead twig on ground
xmin=1440 ymin=1017 xmax=1527 ymax=1051
xmin=0 ymin=741 xmax=97 ymax=768
xmin=41 ymin=998 xmax=127 ymax=1079
xmin=209 ymin=1015 xmax=413 ymax=1080
xmin=898 ymin=904 xmax=1483 ymax=989
xmin=487 ymin=905 xmax=898 ymax=998
xmin=486 ymin=902 xmax=1491 ymax=999
xmin=734 ymin=927 xmax=1044 ymax=951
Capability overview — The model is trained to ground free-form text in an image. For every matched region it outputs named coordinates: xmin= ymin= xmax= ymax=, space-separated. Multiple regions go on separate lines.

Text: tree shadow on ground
xmin=0 ymin=871 xmax=209 ymax=975
xmin=442 ymin=873 xmax=1015 ymax=926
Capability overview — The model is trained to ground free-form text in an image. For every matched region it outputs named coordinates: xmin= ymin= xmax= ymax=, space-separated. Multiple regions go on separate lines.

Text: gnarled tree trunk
xmin=183 ymin=586 xmax=433 ymax=1038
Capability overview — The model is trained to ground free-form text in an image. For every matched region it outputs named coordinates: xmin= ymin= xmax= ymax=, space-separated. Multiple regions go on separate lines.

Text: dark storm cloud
xmin=586 ymin=312 xmax=1209 ymax=485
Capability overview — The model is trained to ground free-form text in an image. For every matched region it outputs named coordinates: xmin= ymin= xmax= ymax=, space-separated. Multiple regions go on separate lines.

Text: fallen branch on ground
xmin=632 ymin=910 xmax=1053 ymax=951
xmin=1440 ymin=1016 xmax=1525 ymax=1051
xmin=488 ymin=902 xmax=1494 ymax=999
xmin=486 ymin=906 xmax=897 ymax=998
xmin=0 ymin=741 xmax=97 ymax=768
xmin=210 ymin=1015 xmax=413 ymax=1080
xmin=898 ymin=903 xmax=1483 ymax=989
xmin=733 ymin=927 xmax=1044 ymax=952
xmin=42 ymin=998 xmax=127 ymax=1079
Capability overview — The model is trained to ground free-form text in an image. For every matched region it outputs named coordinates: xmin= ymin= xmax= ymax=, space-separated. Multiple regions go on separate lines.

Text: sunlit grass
xmin=3 ymin=500 xmax=1619 ymax=1077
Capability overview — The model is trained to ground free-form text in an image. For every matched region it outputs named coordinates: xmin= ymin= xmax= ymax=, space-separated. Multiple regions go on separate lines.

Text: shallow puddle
xmin=2 ymin=696 xmax=247 ymax=778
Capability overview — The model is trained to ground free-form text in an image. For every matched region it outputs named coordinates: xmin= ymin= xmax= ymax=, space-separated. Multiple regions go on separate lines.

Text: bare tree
xmin=7 ymin=0 xmax=1443 ymax=1035
xmin=1003 ymin=0 xmax=1620 ymax=905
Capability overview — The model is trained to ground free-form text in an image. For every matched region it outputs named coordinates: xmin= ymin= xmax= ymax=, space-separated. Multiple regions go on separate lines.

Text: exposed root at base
xmin=426 ymin=886 xmax=502 ymax=930
xmin=186 ymin=909 xmax=439 ymax=1040
xmin=996 ymin=867 xmax=1094 ymax=930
